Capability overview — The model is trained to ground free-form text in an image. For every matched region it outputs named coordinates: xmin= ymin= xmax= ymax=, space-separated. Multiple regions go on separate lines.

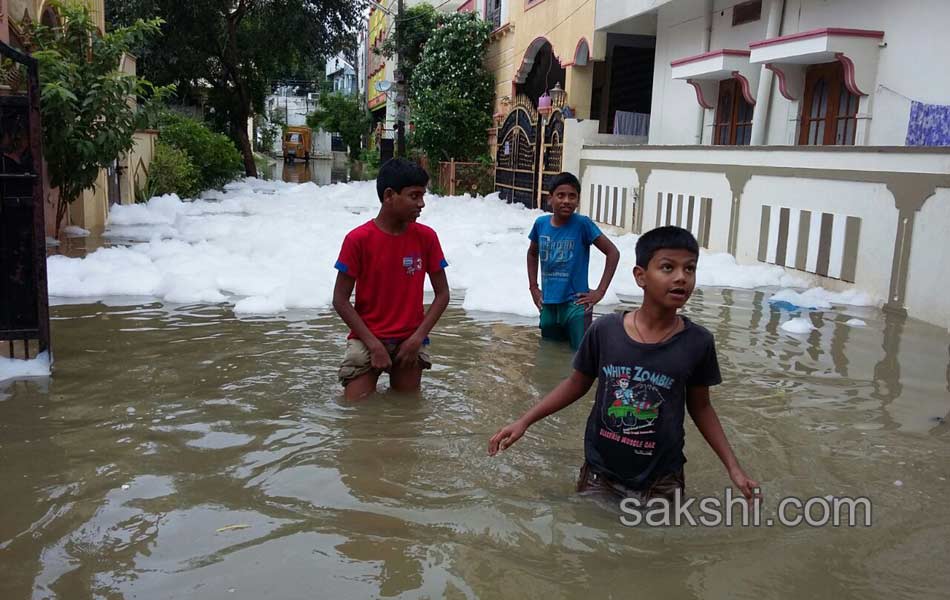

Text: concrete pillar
xmin=565 ymin=64 xmax=593 ymax=120
xmin=750 ymin=0 xmax=786 ymax=145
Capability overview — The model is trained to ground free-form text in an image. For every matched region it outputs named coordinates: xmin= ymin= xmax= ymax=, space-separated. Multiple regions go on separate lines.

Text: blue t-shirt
xmin=528 ymin=214 xmax=603 ymax=304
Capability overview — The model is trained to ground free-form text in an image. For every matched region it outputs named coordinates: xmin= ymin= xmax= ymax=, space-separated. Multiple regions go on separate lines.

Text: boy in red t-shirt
xmin=333 ymin=159 xmax=450 ymax=399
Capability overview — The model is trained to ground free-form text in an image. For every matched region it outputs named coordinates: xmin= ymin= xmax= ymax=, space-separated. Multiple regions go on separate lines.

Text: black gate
xmin=0 ymin=41 xmax=51 ymax=360
xmin=539 ymin=108 xmax=565 ymax=212
xmin=494 ymin=96 xmax=539 ymax=208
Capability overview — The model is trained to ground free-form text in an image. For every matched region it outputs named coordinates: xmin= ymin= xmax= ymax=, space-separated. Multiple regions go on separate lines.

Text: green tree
xmin=108 ymin=0 xmax=364 ymax=178
xmin=157 ymin=113 xmax=242 ymax=191
xmin=379 ymin=3 xmax=438 ymax=91
xmin=25 ymin=0 xmax=168 ymax=234
xmin=142 ymin=141 xmax=200 ymax=199
xmin=307 ymin=93 xmax=371 ymax=160
xmin=410 ymin=12 xmax=494 ymax=162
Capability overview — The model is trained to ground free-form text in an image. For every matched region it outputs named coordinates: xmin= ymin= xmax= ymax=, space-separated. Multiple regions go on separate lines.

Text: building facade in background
xmin=362 ymin=0 xmax=467 ymax=148
xmin=480 ymin=0 xmax=950 ymax=328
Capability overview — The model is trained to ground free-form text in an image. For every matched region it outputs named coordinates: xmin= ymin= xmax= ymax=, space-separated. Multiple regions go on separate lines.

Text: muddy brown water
xmin=1 ymin=288 xmax=949 ymax=599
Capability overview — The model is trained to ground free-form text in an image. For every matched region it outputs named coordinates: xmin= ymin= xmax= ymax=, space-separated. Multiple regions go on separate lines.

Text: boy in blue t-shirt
xmin=528 ymin=172 xmax=620 ymax=350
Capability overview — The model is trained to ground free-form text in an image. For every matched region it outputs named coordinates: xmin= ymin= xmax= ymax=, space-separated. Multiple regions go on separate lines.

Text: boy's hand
xmin=394 ymin=334 xmax=423 ymax=368
xmin=368 ymin=340 xmax=392 ymax=370
xmin=530 ymin=286 xmax=542 ymax=311
xmin=575 ymin=289 xmax=604 ymax=309
xmin=488 ymin=419 xmax=528 ymax=456
xmin=728 ymin=466 xmax=761 ymax=501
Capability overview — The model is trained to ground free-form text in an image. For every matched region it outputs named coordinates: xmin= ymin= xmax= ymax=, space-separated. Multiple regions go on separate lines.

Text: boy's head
xmin=633 ymin=226 xmax=700 ymax=309
xmin=377 ymin=158 xmax=430 ymax=222
xmin=547 ymin=172 xmax=581 ymax=219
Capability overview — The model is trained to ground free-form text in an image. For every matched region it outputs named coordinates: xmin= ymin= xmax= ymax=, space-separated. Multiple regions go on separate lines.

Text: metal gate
xmin=538 ymin=108 xmax=564 ymax=212
xmin=494 ymin=94 xmax=566 ymax=211
xmin=0 ymin=41 xmax=51 ymax=360
xmin=494 ymin=95 xmax=539 ymax=208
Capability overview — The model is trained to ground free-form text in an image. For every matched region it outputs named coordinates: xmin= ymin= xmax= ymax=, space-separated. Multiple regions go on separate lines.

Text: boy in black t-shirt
xmin=489 ymin=226 xmax=759 ymax=502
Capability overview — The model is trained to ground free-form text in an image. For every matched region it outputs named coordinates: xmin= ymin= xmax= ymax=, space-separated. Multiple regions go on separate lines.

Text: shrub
xmin=140 ymin=141 xmax=200 ymax=200
xmin=158 ymin=113 xmax=242 ymax=190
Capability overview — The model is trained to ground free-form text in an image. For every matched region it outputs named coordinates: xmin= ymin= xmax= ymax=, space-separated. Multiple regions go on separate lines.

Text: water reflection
xmin=266 ymin=157 xmax=353 ymax=185
xmin=1 ymin=291 xmax=949 ymax=598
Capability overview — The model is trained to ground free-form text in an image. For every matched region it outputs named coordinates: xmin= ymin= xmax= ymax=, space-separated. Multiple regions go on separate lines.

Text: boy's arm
xmin=332 ymin=271 xmax=391 ymax=370
xmin=395 ymin=268 xmax=451 ymax=366
xmin=488 ymin=370 xmax=595 ymax=455
xmin=527 ymin=239 xmax=542 ymax=310
xmin=686 ymin=386 xmax=761 ymax=500
xmin=576 ymin=234 xmax=620 ymax=308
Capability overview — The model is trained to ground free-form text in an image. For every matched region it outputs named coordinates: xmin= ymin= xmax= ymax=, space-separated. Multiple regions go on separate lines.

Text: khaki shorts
xmin=576 ymin=462 xmax=685 ymax=503
xmin=338 ymin=338 xmax=432 ymax=387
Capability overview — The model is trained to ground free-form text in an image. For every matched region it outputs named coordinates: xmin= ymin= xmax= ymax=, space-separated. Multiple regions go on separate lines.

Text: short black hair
xmin=635 ymin=226 xmax=700 ymax=268
xmin=548 ymin=171 xmax=581 ymax=195
xmin=376 ymin=158 xmax=430 ymax=201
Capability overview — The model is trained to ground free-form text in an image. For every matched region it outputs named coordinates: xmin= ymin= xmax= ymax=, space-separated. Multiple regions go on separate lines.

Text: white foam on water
xmin=770 ymin=287 xmax=877 ymax=310
xmin=46 ymin=179 xmax=880 ymax=317
xmin=0 ymin=351 xmax=51 ymax=383
xmin=780 ymin=317 xmax=816 ymax=335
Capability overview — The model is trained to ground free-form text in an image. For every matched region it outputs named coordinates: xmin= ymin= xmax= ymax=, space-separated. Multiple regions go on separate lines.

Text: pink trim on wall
xmin=749 ymin=28 xmax=884 ymax=49
xmin=835 ymin=52 xmax=866 ymax=96
xmin=732 ymin=72 xmax=756 ymax=105
xmin=514 ymin=36 xmax=561 ymax=84
xmin=670 ymin=49 xmax=751 ymax=68
xmin=765 ymin=64 xmax=796 ymax=100
xmin=573 ymin=37 xmax=590 ymax=65
xmin=457 ymin=0 xmax=475 ymax=12
xmin=687 ymin=80 xmax=714 ymax=109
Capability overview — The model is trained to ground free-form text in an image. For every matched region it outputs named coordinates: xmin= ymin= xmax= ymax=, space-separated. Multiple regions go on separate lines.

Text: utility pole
xmin=394 ymin=0 xmax=406 ymax=158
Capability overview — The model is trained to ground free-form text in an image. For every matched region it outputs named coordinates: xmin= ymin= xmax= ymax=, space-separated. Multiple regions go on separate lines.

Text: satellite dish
xmin=375 ymin=80 xmax=394 ymax=93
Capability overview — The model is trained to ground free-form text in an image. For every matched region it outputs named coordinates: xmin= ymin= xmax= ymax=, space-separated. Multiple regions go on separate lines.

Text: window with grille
xmin=799 ymin=61 xmax=859 ymax=146
xmin=713 ymin=78 xmax=754 ymax=145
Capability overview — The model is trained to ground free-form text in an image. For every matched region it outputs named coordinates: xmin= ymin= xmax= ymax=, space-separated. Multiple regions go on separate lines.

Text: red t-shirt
xmin=335 ymin=220 xmax=447 ymax=340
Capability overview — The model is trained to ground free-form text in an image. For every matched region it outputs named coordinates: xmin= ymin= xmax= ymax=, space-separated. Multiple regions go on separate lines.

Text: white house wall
xmin=737 ymin=176 xmax=897 ymax=299
xmin=642 ymin=170 xmax=732 ymax=251
xmin=905 ymin=189 xmax=950 ymax=330
xmin=650 ymin=4 xmax=707 ymax=145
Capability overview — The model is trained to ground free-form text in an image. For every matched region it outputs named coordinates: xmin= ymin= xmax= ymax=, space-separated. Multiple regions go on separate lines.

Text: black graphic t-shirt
xmin=572 ymin=312 xmax=722 ymax=490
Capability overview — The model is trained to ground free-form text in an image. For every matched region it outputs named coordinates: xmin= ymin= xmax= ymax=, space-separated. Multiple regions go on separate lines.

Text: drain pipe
xmin=750 ymin=0 xmax=786 ymax=145
xmin=694 ymin=0 xmax=713 ymax=144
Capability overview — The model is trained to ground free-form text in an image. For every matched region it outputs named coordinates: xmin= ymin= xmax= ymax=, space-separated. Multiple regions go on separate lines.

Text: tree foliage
xmin=142 ymin=140 xmax=200 ymax=199
xmin=379 ymin=3 xmax=438 ymax=90
xmin=307 ymin=93 xmax=371 ymax=160
xmin=25 ymin=0 xmax=168 ymax=233
xmin=157 ymin=113 xmax=243 ymax=191
xmin=107 ymin=0 xmax=365 ymax=178
xmin=410 ymin=12 xmax=494 ymax=162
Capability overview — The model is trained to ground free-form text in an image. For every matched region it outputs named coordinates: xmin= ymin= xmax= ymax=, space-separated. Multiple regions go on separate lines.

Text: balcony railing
xmin=577 ymin=144 xmax=950 ymax=323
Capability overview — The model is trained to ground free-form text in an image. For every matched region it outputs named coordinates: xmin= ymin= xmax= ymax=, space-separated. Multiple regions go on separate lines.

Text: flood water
xmin=268 ymin=158 xmax=353 ymax=186
xmin=1 ymin=287 xmax=949 ymax=599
